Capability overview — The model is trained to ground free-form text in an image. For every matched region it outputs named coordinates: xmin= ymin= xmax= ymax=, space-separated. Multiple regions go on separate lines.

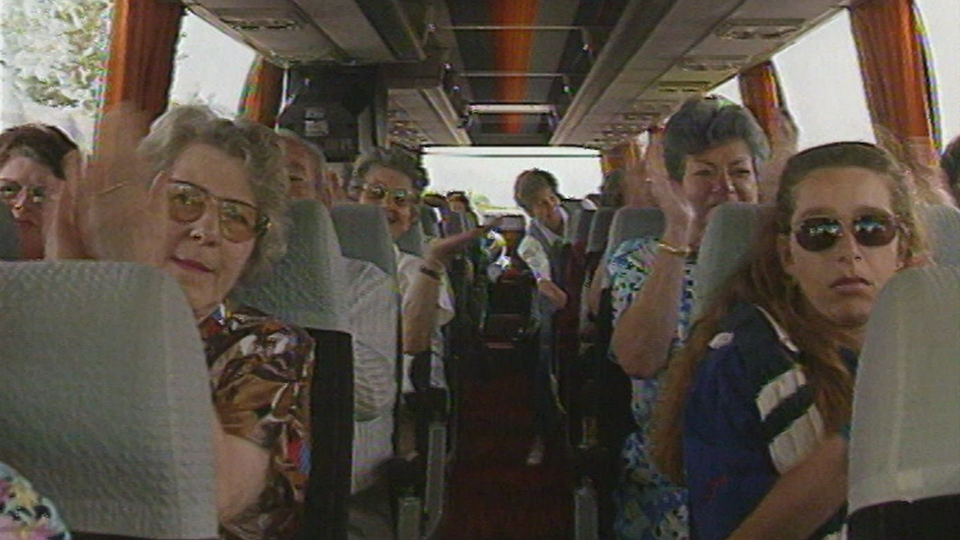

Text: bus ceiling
xmin=186 ymin=0 xmax=844 ymax=148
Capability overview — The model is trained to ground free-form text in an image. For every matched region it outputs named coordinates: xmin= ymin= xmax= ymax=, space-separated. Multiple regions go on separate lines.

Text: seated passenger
xmin=654 ymin=142 xmax=927 ymax=540
xmin=607 ymin=95 xmax=770 ymax=539
xmin=276 ymin=129 xmax=332 ymax=206
xmin=51 ymin=105 xmax=314 ymax=540
xmin=0 ymin=123 xmax=79 ymax=259
xmin=513 ymin=168 xmax=569 ymax=466
xmin=350 ymin=148 xmax=483 ymax=445
xmin=0 ymin=461 xmax=71 ymax=540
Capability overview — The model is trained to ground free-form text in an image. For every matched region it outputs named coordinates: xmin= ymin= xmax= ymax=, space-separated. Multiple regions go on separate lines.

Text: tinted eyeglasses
xmin=167 ymin=180 xmax=268 ymax=243
xmin=792 ymin=213 xmax=899 ymax=252
xmin=0 ymin=181 xmax=48 ymax=205
xmin=359 ymin=183 xmax=419 ymax=207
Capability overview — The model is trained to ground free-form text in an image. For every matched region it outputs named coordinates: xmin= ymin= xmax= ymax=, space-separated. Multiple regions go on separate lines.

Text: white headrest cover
xmin=234 ymin=199 xmax=347 ymax=332
xmin=0 ymin=206 xmax=19 ymax=260
xmin=0 ymin=261 xmax=217 ymax=538
xmin=330 ymin=204 xmax=397 ymax=277
xmin=692 ymin=203 xmax=768 ymax=319
xmin=921 ymin=204 xmax=960 ymax=266
xmin=849 ymin=265 xmax=960 ymax=513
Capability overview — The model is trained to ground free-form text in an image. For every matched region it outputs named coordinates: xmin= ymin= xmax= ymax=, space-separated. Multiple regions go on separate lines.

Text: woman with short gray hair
xmin=51 ymin=104 xmax=315 ymax=540
xmin=605 ymin=95 xmax=775 ymax=539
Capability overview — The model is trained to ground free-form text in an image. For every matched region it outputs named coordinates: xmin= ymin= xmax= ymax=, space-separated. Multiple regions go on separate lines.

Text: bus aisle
xmin=440 ymin=343 xmax=574 ymax=540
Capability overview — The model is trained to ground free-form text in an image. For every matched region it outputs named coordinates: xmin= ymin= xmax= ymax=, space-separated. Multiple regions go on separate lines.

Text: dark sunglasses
xmin=793 ymin=213 xmax=899 ymax=252
xmin=359 ymin=183 xmax=419 ymax=207
xmin=167 ymin=180 xmax=269 ymax=243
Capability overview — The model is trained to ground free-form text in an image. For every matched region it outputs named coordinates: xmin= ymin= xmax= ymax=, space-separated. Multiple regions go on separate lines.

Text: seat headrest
xmin=1 ymin=206 xmax=20 ymax=260
xmin=921 ymin=204 xmax=960 ymax=266
xmin=603 ymin=207 xmax=665 ymax=262
xmin=0 ymin=261 xmax=218 ymax=538
xmin=396 ymin=221 xmax=426 ymax=257
xmin=572 ymin=208 xmax=596 ymax=245
xmin=692 ymin=203 xmax=769 ymax=319
xmin=586 ymin=207 xmax=616 ymax=254
xmin=330 ymin=203 xmax=397 ymax=277
xmin=849 ymin=265 xmax=960 ymax=514
xmin=419 ymin=205 xmax=440 ymax=238
xmin=233 ymin=199 xmax=347 ymax=332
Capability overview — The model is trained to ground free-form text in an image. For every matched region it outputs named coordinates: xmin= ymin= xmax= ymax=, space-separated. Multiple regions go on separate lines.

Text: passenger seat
xmin=848 ymin=265 xmax=960 ymax=539
xmin=0 ymin=261 xmax=218 ymax=540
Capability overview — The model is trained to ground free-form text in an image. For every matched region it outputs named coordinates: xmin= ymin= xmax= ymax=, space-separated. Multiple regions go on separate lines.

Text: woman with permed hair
xmin=606 ymin=95 xmax=772 ymax=539
xmin=51 ymin=104 xmax=314 ymax=540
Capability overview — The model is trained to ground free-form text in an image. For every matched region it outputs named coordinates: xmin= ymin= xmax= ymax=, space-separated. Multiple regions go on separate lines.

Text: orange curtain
xmin=850 ymin=0 xmax=937 ymax=148
xmin=738 ymin=61 xmax=783 ymax=139
xmin=101 ymin=0 xmax=184 ymax=122
xmin=238 ymin=57 xmax=285 ymax=128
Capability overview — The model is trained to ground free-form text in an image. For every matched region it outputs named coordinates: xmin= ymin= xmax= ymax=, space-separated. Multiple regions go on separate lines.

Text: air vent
xmin=656 ymin=80 xmax=712 ymax=94
xmin=216 ymin=9 xmax=306 ymax=32
xmin=715 ymin=19 xmax=804 ymax=41
xmin=678 ymin=55 xmax=749 ymax=72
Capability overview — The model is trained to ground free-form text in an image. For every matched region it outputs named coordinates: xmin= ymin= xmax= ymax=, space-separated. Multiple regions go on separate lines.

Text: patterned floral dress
xmin=0 ymin=462 xmax=70 ymax=540
xmin=607 ymin=237 xmax=694 ymax=540
xmin=199 ymin=301 xmax=316 ymax=540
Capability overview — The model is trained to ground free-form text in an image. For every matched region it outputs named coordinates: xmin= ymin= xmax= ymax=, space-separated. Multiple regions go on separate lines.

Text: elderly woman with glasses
xmin=52 ymin=105 xmax=314 ymax=540
xmin=349 ymin=148 xmax=485 ymax=450
xmin=653 ymin=142 xmax=927 ymax=540
xmin=0 ymin=123 xmax=79 ymax=259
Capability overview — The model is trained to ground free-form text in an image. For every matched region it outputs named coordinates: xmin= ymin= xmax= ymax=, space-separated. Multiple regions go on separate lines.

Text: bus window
xmin=711 ymin=77 xmax=743 ymax=105
xmin=0 ymin=0 xmax=112 ymax=150
xmin=774 ymin=10 xmax=875 ymax=150
xmin=169 ymin=11 xmax=256 ymax=115
xmin=915 ymin=0 xmax=960 ymax=145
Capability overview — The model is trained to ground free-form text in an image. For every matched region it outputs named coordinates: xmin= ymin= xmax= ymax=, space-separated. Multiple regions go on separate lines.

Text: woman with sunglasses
xmin=653 ymin=142 xmax=927 ymax=540
xmin=0 ymin=123 xmax=79 ymax=259
xmin=51 ymin=105 xmax=314 ymax=540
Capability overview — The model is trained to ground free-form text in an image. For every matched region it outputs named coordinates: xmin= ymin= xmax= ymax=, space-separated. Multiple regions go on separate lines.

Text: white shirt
xmin=517 ymin=207 xmax=568 ymax=282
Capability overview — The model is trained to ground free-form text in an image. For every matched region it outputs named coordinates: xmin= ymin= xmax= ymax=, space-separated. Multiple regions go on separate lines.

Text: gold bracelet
xmin=657 ymin=241 xmax=692 ymax=258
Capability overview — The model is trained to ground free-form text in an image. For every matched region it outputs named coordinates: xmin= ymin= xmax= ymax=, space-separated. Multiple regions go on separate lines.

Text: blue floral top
xmin=607 ymin=237 xmax=694 ymax=540
xmin=0 ymin=462 xmax=71 ymax=540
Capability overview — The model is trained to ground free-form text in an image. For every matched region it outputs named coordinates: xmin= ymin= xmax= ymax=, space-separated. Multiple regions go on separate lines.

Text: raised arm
xmin=610 ymin=134 xmax=695 ymax=378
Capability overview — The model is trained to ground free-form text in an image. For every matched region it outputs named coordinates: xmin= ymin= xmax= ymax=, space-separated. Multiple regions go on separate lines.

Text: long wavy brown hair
xmin=652 ymin=141 xmax=928 ymax=485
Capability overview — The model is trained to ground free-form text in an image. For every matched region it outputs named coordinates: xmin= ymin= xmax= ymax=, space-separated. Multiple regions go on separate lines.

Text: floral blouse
xmin=607 ymin=237 xmax=694 ymax=540
xmin=0 ymin=462 xmax=70 ymax=540
xmin=199 ymin=301 xmax=316 ymax=540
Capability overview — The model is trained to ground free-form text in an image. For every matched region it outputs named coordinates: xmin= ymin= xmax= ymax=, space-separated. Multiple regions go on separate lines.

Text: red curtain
xmin=738 ymin=61 xmax=783 ymax=139
xmin=238 ymin=56 xmax=285 ymax=128
xmin=850 ymin=0 xmax=937 ymax=148
xmin=101 ymin=0 xmax=184 ymax=122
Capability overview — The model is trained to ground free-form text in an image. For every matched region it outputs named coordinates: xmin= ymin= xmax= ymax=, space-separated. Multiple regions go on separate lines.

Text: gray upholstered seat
xmin=0 ymin=261 xmax=217 ymax=539
xmin=419 ymin=205 xmax=441 ymax=238
xmin=571 ymin=208 xmax=596 ymax=246
xmin=1 ymin=206 xmax=19 ymax=260
xmin=586 ymin=207 xmax=616 ymax=255
xmin=602 ymin=207 xmax=665 ymax=262
xmin=330 ymin=203 xmax=400 ymax=495
xmin=330 ymin=203 xmax=398 ymax=277
xmin=849 ymin=265 xmax=960 ymax=516
xmin=691 ymin=203 xmax=769 ymax=319
xmin=921 ymin=204 xmax=960 ymax=266
xmin=233 ymin=199 xmax=347 ymax=332
xmin=396 ymin=221 xmax=426 ymax=257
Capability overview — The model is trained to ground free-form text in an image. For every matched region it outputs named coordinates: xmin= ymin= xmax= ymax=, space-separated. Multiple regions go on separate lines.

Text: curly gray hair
xmin=349 ymin=147 xmax=429 ymax=194
xmin=139 ymin=105 xmax=289 ymax=283
xmin=663 ymin=95 xmax=770 ymax=183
